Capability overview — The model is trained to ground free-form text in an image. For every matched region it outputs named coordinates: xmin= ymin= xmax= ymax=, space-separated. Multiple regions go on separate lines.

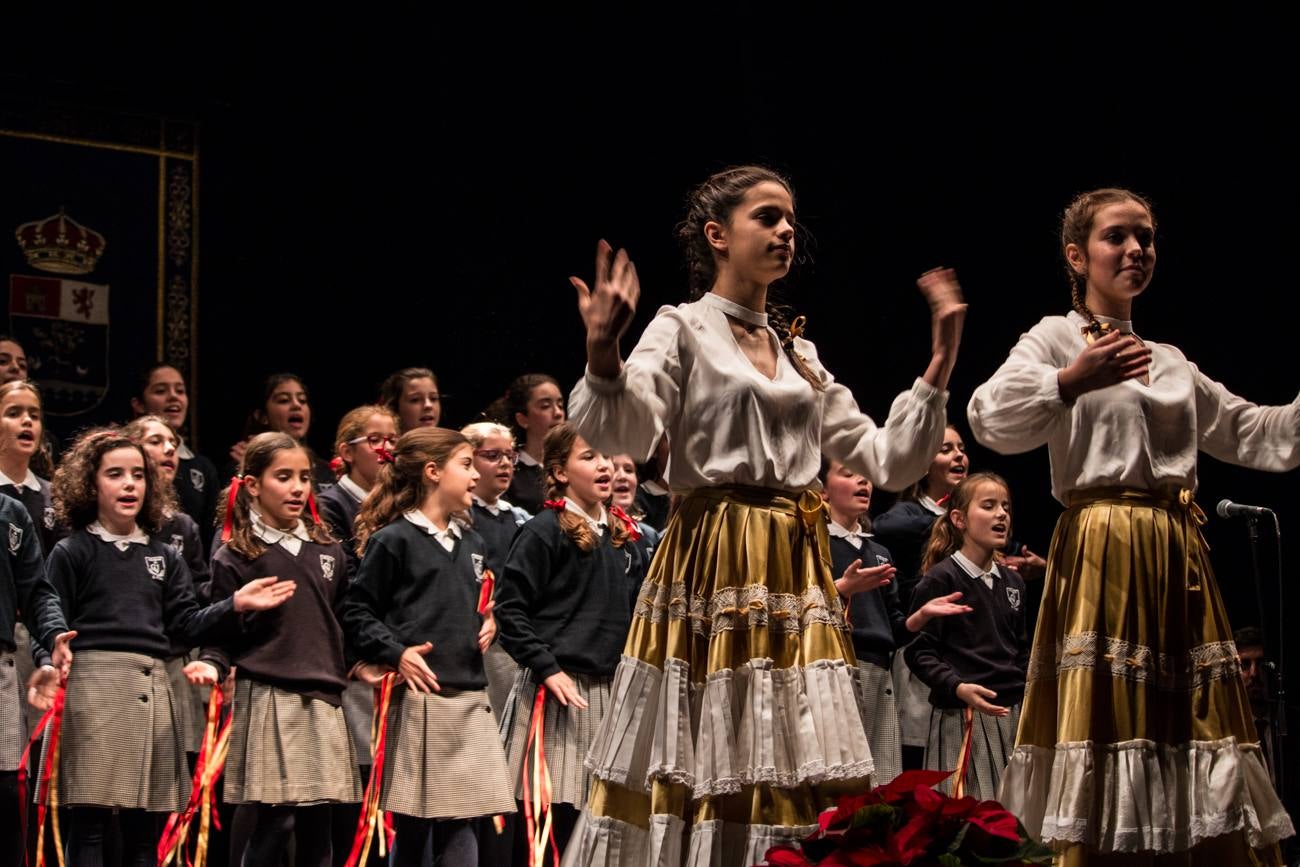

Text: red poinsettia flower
xmin=765 ymin=845 xmax=816 ymax=866
xmin=966 ymin=800 xmax=1022 ymax=843
xmin=818 ymin=792 xmax=883 ymax=834
xmin=872 ymin=770 xmax=953 ymax=806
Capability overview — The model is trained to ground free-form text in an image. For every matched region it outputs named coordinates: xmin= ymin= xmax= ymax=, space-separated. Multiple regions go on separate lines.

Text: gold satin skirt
xmin=565 ymin=485 xmax=874 ymax=867
xmin=999 ymin=488 xmax=1291 ymax=866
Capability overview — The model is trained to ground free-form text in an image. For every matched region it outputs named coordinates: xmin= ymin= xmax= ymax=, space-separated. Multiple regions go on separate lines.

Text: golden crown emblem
xmin=14 ymin=210 xmax=107 ymax=275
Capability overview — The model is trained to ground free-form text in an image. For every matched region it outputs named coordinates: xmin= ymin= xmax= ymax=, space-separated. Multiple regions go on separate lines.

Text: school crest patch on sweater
xmin=145 ymin=555 xmax=166 ymax=580
xmin=7 ymin=523 xmax=21 ymax=554
xmin=320 ymin=554 xmax=336 ymax=580
xmin=1006 ymin=586 xmax=1021 ymax=610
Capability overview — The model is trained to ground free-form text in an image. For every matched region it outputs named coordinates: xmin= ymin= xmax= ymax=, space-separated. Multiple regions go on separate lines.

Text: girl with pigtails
xmin=560 ymin=165 xmax=965 ymax=865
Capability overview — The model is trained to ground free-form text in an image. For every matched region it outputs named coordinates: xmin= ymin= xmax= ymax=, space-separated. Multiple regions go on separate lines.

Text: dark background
xmin=3 ymin=4 xmax=1299 ymax=790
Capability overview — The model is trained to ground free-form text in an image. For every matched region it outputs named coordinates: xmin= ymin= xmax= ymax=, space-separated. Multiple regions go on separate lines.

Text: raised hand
xmin=833 ymin=559 xmax=896 ymax=597
xmin=183 ymin=660 xmax=220 ymax=686
xmin=398 ymin=642 xmax=441 ymax=694
xmin=233 ymin=576 xmax=297 ymax=612
xmin=1057 ymin=329 xmax=1151 ymax=402
xmin=543 ymin=670 xmax=589 ymax=709
xmin=956 ymin=682 xmax=1009 ymax=717
xmin=50 ymin=629 xmax=76 ymax=677
xmin=917 ymin=268 xmax=968 ymax=391
xmin=1002 ymin=545 xmax=1046 ymax=581
xmin=571 ymin=239 xmax=641 ymax=378
xmin=26 ymin=666 xmax=62 ymax=711
xmin=906 ymin=591 xmax=974 ymax=632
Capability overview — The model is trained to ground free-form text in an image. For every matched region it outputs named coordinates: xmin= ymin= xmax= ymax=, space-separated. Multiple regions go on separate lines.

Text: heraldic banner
xmin=0 ymin=99 xmax=199 ymax=445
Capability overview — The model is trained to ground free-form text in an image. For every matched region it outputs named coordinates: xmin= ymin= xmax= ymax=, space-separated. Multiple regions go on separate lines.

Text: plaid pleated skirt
xmin=999 ymin=488 xmax=1293 ymax=865
xmin=855 ymin=659 xmax=902 ymax=786
xmin=0 ymin=648 xmax=24 ymax=771
xmin=925 ymin=703 xmax=1021 ymax=800
xmin=164 ymin=653 xmax=204 ymax=755
xmin=224 ymin=678 xmax=362 ymax=806
xmin=562 ymin=485 xmax=872 ymax=867
xmin=55 ymin=650 xmax=188 ymax=812
xmin=500 ymin=666 xmax=612 ymax=807
xmin=381 ymin=686 xmax=515 ymax=819
xmin=342 ymin=679 xmax=375 ymax=765
xmin=484 ymin=641 xmax=520 ymax=725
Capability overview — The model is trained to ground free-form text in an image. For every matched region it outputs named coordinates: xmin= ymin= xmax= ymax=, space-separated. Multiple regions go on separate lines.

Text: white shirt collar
xmin=403 ymin=509 xmax=463 ymax=552
xmin=175 ymin=436 xmax=195 ymax=460
xmin=919 ymin=494 xmax=947 ymax=517
xmin=517 ymin=450 xmax=541 ymax=468
xmin=828 ymin=519 xmax=870 ymax=549
xmin=473 ymin=494 xmax=513 ymax=516
xmin=249 ymin=506 xmax=312 ymax=555
xmin=87 ymin=521 xmax=151 ymax=551
xmin=337 ymin=474 xmax=367 ymax=504
xmin=564 ymin=499 xmax=607 ymax=537
xmin=951 ymin=550 xmax=998 ymax=588
xmin=0 ymin=467 xmax=41 ymax=492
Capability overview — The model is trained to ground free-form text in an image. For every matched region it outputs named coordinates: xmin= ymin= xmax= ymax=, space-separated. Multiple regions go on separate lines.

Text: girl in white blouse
xmin=559 ymin=165 xmax=966 ymax=867
xmin=968 ymin=188 xmax=1296 ymax=866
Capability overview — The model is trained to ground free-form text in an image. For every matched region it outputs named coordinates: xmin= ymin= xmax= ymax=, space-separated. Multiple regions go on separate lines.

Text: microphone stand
xmin=1246 ymin=513 xmax=1287 ymax=819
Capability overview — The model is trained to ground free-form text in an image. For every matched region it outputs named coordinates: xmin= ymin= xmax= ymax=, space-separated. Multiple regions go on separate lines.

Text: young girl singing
xmin=496 ymin=374 xmax=566 ymax=516
xmin=342 ymin=427 xmax=514 ymax=866
xmin=494 ymin=423 xmax=637 ymax=858
xmin=204 ymin=431 xmax=361 ymax=867
xmin=904 ymin=472 xmax=1028 ymax=800
xmin=47 ymin=428 xmax=292 ymax=866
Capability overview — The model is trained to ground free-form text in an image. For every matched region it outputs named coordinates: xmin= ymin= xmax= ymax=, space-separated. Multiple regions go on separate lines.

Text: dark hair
xmin=921 ymin=472 xmax=1010 ymax=574
xmin=242 ymin=372 xmax=309 ymax=439
xmin=897 ymin=423 xmax=961 ymax=503
xmin=135 ymin=363 xmax=184 ymax=399
xmin=485 ymin=373 xmax=562 ymax=444
xmin=543 ymin=423 xmax=630 ymax=552
xmin=678 ymin=165 xmax=822 ymax=392
xmin=1234 ymin=626 xmax=1265 ymax=652
xmin=354 ymin=427 xmax=471 ymax=555
xmin=378 ymin=368 xmax=439 ymax=430
xmin=217 ymin=431 xmax=334 ymax=559
xmin=1061 ymin=188 xmax=1157 ymax=332
xmin=53 ymin=427 xmax=169 ymax=532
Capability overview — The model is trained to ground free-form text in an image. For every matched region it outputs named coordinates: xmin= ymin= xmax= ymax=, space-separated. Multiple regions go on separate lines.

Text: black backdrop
xmin=4 ymin=3 xmax=1300 ymax=816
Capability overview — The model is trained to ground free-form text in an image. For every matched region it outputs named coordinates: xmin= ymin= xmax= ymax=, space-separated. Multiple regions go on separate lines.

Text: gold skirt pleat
xmin=583 ymin=485 xmax=869 ymax=841
xmin=1006 ymin=488 xmax=1290 ymax=865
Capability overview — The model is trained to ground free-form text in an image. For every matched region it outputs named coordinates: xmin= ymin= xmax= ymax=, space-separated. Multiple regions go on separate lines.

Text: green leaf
xmin=938 ymin=854 xmax=965 ymax=867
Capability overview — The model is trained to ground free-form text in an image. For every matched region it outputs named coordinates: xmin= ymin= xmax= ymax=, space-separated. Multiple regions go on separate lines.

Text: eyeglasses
xmin=349 ymin=434 xmax=400 ymax=448
xmin=474 ymin=448 xmax=517 ymax=464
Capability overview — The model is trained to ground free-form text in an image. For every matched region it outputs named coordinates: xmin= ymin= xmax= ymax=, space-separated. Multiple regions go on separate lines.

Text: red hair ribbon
xmin=609 ymin=506 xmax=642 ymax=542
xmin=329 ymin=456 xmax=345 ymax=476
xmin=375 ymin=445 xmax=396 ymax=465
xmin=220 ymin=477 xmax=243 ymax=543
xmin=936 ymin=492 xmax=952 ymax=508
xmin=542 ymin=499 xmax=566 ymax=512
xmin=307 ymin=490 xmax=321 ymax=526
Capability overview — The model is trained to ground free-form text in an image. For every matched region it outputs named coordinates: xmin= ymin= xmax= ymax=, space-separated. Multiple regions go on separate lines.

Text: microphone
xmin=1216 ymin=499 xmax=1274 ymax=519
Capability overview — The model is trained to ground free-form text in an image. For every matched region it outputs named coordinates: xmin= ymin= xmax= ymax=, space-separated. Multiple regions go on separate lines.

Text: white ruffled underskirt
xmin=999 ymin=737 xmax=1295 ymax=853
xmin=559 ymin=812 xmax=818 ymax=867
xmin=585 ymin=654 xmax=874 ymax=799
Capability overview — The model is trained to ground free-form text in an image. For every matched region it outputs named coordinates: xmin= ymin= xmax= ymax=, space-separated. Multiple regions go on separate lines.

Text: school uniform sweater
xmin=48 ymin=528 xmax=236 ymax=663
xmin=0 ymin=470 xmax=63 ymax=557
xmin=175 ymin=446 xmax=220 ymax=553
xmin=828 ymin=530 xmax=910 ymax=667
xmin=342 ymin=517 xmax=490 ymax=691
xmin=495 ymin=508 xmax=634 ymax=681
xmin=0 ymin=495 xmax=66 ymax=667
xmin=470 ymin=497 xmax=529 ymax=579
xmin=316 ymin=476 xmax=364 ymax=572
xmin=872 ymin=498 xmax=944 ymax=605
xmin=903 ymin=554 xmax=1028 ymax=710
xmin=206 ymin=533 xmax=351 ymax=705
xmin=505 ymin=461 xmax=545 ymax=517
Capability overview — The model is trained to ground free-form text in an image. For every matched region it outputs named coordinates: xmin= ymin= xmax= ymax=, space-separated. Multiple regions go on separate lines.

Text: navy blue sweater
xmin=828 ymin=533 xmax=910 ymax=667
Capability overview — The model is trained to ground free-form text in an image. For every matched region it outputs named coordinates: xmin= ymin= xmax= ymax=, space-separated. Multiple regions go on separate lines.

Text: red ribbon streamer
xmin=158 ymin=682 xmax=230 ymax=867
xmin=951 ymin=706 xmax=975 ymax=800
xmin=17 ymin=681 xmax=66 ymax=867
xmin=477 ymin=569 xmax=496 ymax=616
xmin=521 ymin=685 xmax=559 ymax=867
xmin=345 ymin=674 xmax=397 ymax=867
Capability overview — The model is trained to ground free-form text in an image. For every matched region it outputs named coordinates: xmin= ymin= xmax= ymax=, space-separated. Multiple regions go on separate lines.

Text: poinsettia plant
xmin=762 ymin=770 xmax=1053 ymax=866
